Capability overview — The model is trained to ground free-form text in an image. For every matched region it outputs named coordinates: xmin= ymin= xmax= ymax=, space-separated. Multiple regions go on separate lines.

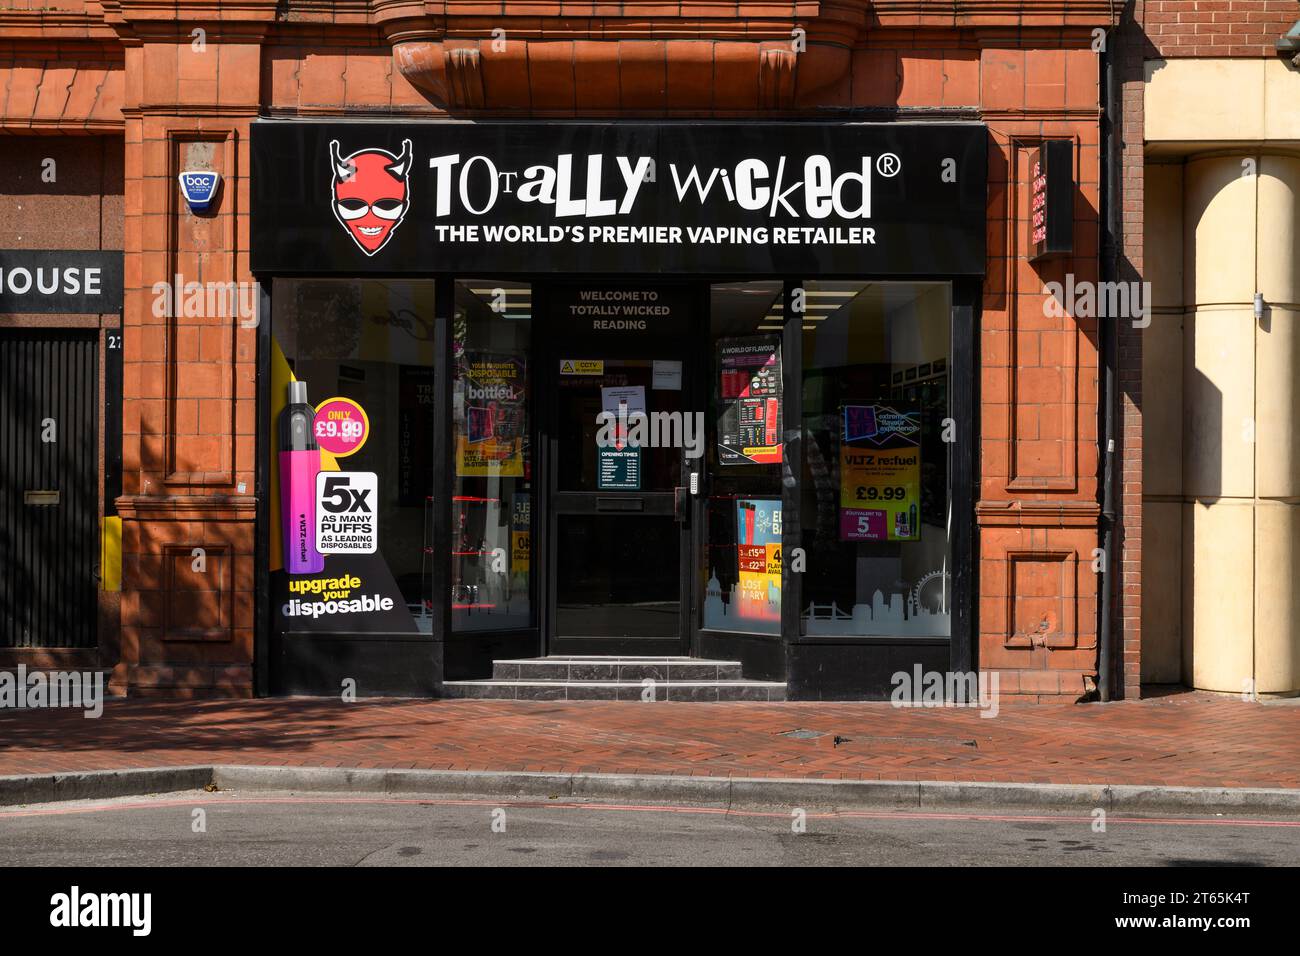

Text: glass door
xmin=544 ymin=283 xmax=699 ymax=656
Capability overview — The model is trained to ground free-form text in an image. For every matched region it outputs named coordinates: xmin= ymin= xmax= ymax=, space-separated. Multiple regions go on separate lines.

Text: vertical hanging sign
xmin=1029 ymin=140 xmax=1074 ymax=260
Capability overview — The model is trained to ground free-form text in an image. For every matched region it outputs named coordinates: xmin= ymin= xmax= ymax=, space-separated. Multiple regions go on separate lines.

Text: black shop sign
xmin=0 ymin=250 xmax=124 ymax=314
xmin=251 ymin=122 xmax=987 ymax=276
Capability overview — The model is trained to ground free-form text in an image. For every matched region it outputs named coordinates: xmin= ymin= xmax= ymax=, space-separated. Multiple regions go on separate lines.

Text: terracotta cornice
xmin=1 ymin=118 xmax=124 ymax=131
xmin=2 ymin=0 xmax=1117 ymax=43
xmin=116 ymin=495 xmax=257 ymax=521
xmin=98 ymin=0 xmax=280 ymax=23
xmin=29 ymin=0 xmax=1117 ymax=33
xmin=120 ymin=104 xmax=261 ymax=115
xmin=0 ymin=36 xmax=124 ymax=56
xmin=376 ymin=0 xmax=1113 ymax=111
xmin=393 ymin=34 xmax=853 ymax=110
xmin=976 ymin=500 xmax=1102 ymax=527
xmin=1 ymin=0 xmax=1117 ymax=115
xmin=0 ymin=10 xmax=119 ymax=41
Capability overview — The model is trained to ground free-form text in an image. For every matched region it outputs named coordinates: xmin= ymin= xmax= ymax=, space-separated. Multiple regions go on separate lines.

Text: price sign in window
xmin=312 ymin=397 xmax=370 ymax=457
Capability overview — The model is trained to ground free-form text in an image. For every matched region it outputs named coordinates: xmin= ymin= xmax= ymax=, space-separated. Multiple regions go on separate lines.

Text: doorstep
xmin=443 ymin=655 xmax=787 ymax=700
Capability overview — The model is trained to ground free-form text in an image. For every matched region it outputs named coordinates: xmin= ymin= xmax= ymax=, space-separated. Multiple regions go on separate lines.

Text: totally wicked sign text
xmin=252 ymin=123 xmax=987 ymax=276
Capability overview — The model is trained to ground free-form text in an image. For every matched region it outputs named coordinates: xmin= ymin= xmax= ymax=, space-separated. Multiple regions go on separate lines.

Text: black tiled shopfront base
xmin=277 ymin=633 xmax=442 ymax=698
xmin=443 ymin=656 xmax=785 ymax=700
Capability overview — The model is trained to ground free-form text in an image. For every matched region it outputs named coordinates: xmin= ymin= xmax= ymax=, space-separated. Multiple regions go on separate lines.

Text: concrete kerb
xmin=0 ymin=766 xmax=213 ymax=807
xmin=1 ymin=765 xmax=1298 ymax=816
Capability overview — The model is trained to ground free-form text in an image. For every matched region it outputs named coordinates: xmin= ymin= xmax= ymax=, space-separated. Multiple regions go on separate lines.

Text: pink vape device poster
xmin=279 ymin=380 xmax=325 ymax=574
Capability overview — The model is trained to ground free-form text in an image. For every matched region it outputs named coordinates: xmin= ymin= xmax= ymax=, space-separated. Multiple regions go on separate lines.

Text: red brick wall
xmin=975 ymin=45 xmax=1105 ymax=702
xmin=5 ymin=1 xmax=1118 ymax=698
xmin=113 ymin=37 xmax=260 ymax=696
xmin=1144 ymin=0 xmax=1298 ymax=56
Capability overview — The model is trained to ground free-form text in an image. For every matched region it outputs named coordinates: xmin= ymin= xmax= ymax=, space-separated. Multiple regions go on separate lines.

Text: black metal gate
xmin=0 ymin=329 xmax=99 ymax=648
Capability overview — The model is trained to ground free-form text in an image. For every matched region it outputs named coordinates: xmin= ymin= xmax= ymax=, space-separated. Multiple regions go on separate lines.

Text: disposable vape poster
xmin=597 ymin=385 xmax=644 ymax=490
xmin=839 ymin=403 xmax=922 ymax=542
xmin=735 ymin=499 xmax=782 ymax=622
xmin=456 ymin=353 xmax=527 ymax=477
xmin=269 ymin=344 xmax=416 ymax=633
xmin=718 ymin=336 xmax=782 ymax=466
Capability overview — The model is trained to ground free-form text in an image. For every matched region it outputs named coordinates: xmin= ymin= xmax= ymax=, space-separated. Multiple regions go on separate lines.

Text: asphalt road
xmin=1 ymin=791 xmax=1297 ymax=866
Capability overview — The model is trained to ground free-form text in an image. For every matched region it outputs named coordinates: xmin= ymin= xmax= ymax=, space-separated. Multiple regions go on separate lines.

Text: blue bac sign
xmin=178 ymin=170 xmax=220 ymax=213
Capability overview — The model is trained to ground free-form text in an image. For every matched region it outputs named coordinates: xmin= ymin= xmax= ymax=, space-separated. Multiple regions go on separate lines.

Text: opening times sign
xmin=252 ymin=123 xmax=987 ymax=276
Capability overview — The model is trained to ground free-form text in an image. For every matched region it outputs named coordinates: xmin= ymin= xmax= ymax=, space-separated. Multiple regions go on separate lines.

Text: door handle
xmin=674 ymin=486 xmax=688 ymax=523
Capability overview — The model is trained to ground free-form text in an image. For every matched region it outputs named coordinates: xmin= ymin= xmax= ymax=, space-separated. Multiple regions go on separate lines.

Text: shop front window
xmin=700 ymin=281 xmax=784 ymax=635
xmin=452 ymin=280 xmax=533 ymax=631
xmin=800 ymin=281 xmax=952 ymax=638
xmin=270 ymin=278 xmax=437 ymax=633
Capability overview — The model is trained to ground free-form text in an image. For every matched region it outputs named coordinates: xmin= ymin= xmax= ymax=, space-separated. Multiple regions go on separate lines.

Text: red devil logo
xmin=329 ymin=139 xmax=412 ymax=256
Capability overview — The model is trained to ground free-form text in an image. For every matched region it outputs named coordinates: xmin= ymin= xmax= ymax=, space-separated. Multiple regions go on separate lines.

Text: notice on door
xmin=598 ymin=449 xmax=641 ymax=490
xmin=597 ymin=385 xmax=644 ymax=490
xmin=839 ymin=404 xmax=921 ymax=541
xmin=717 ymin=336 xmax=782 ymax=466
xmin=560 ymin=359 xmax=604 ymax=376
xmin=652 ymin=359 xmax=682 ymax=391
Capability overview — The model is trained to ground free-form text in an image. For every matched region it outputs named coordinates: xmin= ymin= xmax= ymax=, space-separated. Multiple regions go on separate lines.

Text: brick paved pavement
xmin=1 ymin=691 xmax=1296 ymax=789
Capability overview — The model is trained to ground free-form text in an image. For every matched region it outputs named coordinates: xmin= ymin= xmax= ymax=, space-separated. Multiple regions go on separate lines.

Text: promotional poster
xmin=455 ymin=354 xmax=527 ymax=477
xmin=839 ymin=403 xmax=922 ymax=542
xmin=735 ymin=498 xmax=782 ymax=623
xmin=269 ymin=342 xmax=418 ymax=633
xmin=717 ymin=336 xmax=783 ymax=466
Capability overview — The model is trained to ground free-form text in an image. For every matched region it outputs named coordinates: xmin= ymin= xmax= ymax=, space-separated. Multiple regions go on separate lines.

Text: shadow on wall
xmin=1181 ymin=363 xmax=1225 ymax=689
